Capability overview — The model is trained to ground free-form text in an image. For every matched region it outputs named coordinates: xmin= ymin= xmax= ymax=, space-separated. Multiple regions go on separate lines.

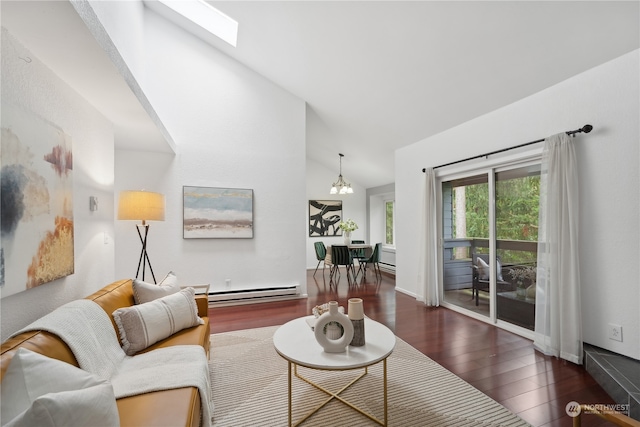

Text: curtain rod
xmin=422 ymin=124 xmax=593 ymax=172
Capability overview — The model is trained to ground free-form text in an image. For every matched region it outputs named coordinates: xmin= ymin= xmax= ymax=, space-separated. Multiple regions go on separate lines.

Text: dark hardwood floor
xmin=209 ymin=268 xmax=614 ymax=427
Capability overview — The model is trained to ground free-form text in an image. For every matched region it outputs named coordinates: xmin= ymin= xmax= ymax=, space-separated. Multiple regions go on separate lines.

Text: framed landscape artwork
xmin=183 ymin=186 xmax=254 ymax=239
xmin=1 ymin=103 xmax=74 ymax=298
xmin=309 ymin=200 xmax=342 ymax=237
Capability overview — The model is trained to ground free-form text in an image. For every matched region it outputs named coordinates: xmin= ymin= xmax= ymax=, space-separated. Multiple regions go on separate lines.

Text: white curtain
xmin=417 ymin=167 xmax=439 ymax=306
xmin=534 ymin=133 xmax=582 ymax=364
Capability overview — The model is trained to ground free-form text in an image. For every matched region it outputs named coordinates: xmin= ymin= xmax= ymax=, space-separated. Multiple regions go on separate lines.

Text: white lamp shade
xmin=118 ymin=190 xmax=165 ymax=221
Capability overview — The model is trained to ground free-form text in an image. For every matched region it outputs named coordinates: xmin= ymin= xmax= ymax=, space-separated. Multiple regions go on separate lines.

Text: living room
xmin=1 ymin=1 xmax=639 ymax=426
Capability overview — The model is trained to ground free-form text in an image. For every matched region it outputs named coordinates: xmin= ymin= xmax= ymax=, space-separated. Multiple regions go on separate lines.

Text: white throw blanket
xmin=12 ymin=299 xmax=213 ymax=426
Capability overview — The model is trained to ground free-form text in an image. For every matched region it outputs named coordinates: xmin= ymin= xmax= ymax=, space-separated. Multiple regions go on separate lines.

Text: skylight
xmin=153 ymin=0 xmax=238 ymax=47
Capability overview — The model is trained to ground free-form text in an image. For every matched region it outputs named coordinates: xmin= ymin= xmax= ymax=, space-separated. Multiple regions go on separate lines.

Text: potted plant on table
xmin=339 ymin=219 xmax=358 ymax=244
xmin=510 ymin=265 xmax=537 ymax=300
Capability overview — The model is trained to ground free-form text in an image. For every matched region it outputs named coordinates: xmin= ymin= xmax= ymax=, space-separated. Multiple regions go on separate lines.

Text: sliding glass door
xmin=495 ymin=165 xmax=539 ymax=330
xmin=442 ymin=174 xmax=490 ymax=317
xmin=441 ymin=164 xmax=540 ymax=331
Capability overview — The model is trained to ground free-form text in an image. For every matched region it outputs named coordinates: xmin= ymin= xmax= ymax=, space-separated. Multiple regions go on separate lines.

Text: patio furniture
xmin=471 ymin=253 xmax=513 ymax=306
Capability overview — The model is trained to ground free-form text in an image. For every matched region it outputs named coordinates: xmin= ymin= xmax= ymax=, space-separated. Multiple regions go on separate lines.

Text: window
xmin=385 ymin=200 xmax=395 ymax=246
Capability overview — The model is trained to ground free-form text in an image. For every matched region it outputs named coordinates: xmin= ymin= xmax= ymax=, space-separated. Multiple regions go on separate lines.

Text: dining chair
xmin=329 ymin=245 xmax=356 ymax=286
xmin=313 ymin=242 xmax=327 ymax=278
xmin=350 ymin=240 xmax=367 ymax=268
xmin=358 ymin=242 xmax=382 ymax=280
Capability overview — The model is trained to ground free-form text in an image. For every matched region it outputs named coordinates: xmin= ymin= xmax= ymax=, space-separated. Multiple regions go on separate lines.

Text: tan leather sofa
xmin=1 ymin=279 xmax=210 ymax=427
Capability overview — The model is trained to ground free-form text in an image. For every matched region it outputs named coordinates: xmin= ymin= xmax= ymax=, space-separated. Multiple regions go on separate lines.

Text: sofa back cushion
xmin=1 ymin=279 xmax=210 ymax=381
xmin=1 ymin=331 xmax=77 ymax=381
xmin=1 ymin=279 xmax=135 ymax=381
xmin=85 ymin=279 xmax=136 ymax=333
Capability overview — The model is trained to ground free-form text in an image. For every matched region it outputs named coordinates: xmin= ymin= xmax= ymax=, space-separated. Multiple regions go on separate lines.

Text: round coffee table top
xmin=273 ymin=316 xmax=396 ymax=370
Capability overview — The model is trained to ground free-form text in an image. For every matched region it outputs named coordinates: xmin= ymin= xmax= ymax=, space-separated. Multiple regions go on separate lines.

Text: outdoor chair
xmin=471 ymin=253 xmax=513 ymax=306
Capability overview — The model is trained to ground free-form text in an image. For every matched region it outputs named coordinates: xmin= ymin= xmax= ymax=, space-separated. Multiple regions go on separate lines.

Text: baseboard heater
xmin=207 ymin=284 xmax=301 ymax=306
xmin=379 ymin=262 xmax=396 ymax=275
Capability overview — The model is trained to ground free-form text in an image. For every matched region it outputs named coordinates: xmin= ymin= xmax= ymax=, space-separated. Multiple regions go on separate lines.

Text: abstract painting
xmin=1 ymin=103 xmax=74 ymax=298
xmin=309 ymin=200 xmax=342 ymax=237
xmin=183 ymin=186 xmax=253 ymax=238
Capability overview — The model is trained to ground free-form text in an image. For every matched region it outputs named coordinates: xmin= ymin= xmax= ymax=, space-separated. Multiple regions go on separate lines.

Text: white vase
xmin=314 ymin=301 xmax=354 ymax=353
xmin=526 ymin=283 xmax=536 ymax=299
xmin=343 ymin=231 xmax=351 ymax=244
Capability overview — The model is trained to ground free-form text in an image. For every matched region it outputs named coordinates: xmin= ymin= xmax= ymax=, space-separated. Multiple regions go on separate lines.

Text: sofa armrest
xmin=1 ymin=331 xmax=78 ymax=380
xmin=182 ymin=284 xmax=210 ymax=296
xmin=194 ymin=295 xmax=209 ymax=318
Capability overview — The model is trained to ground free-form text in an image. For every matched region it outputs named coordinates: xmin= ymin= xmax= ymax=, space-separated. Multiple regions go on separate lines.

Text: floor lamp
xmin=118 ymin=190 xmax=165 ymax=283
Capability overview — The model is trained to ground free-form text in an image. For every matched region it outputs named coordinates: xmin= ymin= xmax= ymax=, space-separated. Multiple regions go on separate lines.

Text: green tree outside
xmin=453 ymin=174 xmax=540 ymax=264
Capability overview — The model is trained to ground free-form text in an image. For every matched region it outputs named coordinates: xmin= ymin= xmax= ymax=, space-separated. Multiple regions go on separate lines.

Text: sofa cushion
xmin=113 ymin=287 xmax=204 ymax=356
xmin=116 ymin=387 xmax=200 ymax=427
xmin=1 ymin=348 xmax=119 ymax=427
xmin=132 ymin=271 xmax=180 ymax=304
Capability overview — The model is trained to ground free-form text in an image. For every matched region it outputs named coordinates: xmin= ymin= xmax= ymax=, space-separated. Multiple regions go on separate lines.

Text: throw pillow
xmin=475 ymin=257 xmax=505 ymax=281
xmin=132 ymin=271 xmax=180 ymax=304
xmin=113 ymin=287 xmax=204 ymax=356
xmin=0 ymin=348 xmax=119 ymax=427
xmin=476 ymin=257 xmax=489 ymax=280
xmin=496 ymin=259 xmax=504 ymax=282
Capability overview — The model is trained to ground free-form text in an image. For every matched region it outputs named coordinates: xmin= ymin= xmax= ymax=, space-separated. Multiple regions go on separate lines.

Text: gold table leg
xmin=288 ymin=360 xmax=388 ymax=426
xmin=288 ymin=361 xmax=292 ymax=427
xmin=384 ymin=358 xmax=388 ymax=426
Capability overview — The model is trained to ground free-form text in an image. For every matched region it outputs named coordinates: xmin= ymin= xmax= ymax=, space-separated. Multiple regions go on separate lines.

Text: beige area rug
xmin=209 ymin=326 xmax=531 ymax=426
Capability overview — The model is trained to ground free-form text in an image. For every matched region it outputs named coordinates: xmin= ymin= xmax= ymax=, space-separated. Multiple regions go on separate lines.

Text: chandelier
xmin=330 ymin=153 xmax=353 ymax=195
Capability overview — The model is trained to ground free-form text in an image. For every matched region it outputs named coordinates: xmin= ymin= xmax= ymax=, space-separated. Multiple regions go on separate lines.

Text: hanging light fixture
xmin=330 ymin=153 xmax=353 ymax=195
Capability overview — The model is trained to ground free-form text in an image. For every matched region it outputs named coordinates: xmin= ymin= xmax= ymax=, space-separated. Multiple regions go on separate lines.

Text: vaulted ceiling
xmin=2 ymin=1 xmax=639 ymax=188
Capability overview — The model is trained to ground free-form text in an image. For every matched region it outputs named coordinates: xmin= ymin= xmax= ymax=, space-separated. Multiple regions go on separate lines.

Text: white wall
xmin=367 ymin=183 xmax=396 ymax=267
xmin=0 ymin=29 xmax=115 ymax=340
xmin=396 ymin=50 xmax=640 ymax=360
xmin=104 ymin=5 xmax=308 ymax=294
xmin=369 ymin=195 xmax=387 ymax=246
xmin=80 ymin=0 xmax=146 ymax=82
xmin=306 ymin=158 xmax=367 ymax=269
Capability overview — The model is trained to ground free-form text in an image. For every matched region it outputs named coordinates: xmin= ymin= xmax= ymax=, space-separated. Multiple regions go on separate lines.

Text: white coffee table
xmin=273 ymin=316 xmax=396 ymax=426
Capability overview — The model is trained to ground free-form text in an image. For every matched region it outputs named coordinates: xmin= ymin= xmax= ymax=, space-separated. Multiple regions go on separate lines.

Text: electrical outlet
xmin=225 ymin=279 xmax=231 ymax=288
xmin=608 ymin=324 xmax=623 ymax=342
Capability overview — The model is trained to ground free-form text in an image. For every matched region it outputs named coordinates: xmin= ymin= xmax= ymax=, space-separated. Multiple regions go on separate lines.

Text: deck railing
xmin=443 ymin=238 xmax=538 ymax=290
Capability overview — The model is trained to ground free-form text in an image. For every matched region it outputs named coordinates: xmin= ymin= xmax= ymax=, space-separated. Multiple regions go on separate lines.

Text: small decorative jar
xmin=314 ymin=301 xmax=354 ymax=353
xmin=348 ymin=298 xmax=365 ymax=346
xmin=516 ymin=282 xmax=526 ymax=299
